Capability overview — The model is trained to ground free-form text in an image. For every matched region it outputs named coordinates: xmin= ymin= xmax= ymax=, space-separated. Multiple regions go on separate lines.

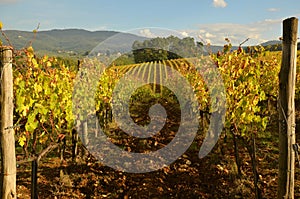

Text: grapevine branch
xmin=0 ymin=29 xmax=13 ymax=47
xmin=239 ymin=38 xmax=250 ymax=47
xmin=16 ymin=135 xmax=66 ymax=165
xmin=16 ymin=143 xmax=59 ymax=165
xmin=26 ymin=22 xmax=40 ymax=48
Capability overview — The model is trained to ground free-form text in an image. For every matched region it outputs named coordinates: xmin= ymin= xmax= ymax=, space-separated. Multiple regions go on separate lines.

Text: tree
xmin=132 ymin=36 xmax=202 ymax=63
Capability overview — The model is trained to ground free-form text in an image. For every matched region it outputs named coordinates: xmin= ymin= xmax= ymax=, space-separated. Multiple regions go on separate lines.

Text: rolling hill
xmin=0 ymin=29 xmax=147 ymax=56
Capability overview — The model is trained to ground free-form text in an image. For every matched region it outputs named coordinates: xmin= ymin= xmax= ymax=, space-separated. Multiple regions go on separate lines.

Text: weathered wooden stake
xmin=278 ymin=17 xmax=298 ymax=199
xmin=0 ymin=46 xmax=16 ymax=199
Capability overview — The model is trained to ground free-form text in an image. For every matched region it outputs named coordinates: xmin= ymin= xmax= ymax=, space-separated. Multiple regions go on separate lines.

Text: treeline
xmin=108 ymin=36 xmax=205 ymax=65
xmin=132 ymin=36 xmax=204 ymax=63
xmin=263 ymin=42 xmax=300 ymax=51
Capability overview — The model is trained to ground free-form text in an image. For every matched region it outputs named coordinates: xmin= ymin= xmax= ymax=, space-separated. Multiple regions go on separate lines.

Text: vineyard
xmin=1 ymin=24 xmax=300 ymax=198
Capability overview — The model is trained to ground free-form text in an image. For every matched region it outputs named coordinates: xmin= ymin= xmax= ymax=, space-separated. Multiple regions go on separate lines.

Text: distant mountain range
xmin=260 ymin=40 xmax=300 ymax=51
xmin=1 ymin=29 xmax=297 ymax=57
xmin=0 ymin=29 xmax=147 ymax=56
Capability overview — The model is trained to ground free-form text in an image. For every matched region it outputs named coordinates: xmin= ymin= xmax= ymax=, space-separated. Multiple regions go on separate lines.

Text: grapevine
xmin=14 ymin=47 xmax=76 ymax=155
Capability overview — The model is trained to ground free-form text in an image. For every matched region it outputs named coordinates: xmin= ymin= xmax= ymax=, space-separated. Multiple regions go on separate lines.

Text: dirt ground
xmin=15 ymin=103 xmax=300 ymax=199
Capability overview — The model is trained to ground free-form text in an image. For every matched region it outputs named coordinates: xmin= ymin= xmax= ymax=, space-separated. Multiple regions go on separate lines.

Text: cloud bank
xmin=213 ymin=0 xmax=227 ymax=8
xmin=178 ymin=18 xmax=283 ymax=45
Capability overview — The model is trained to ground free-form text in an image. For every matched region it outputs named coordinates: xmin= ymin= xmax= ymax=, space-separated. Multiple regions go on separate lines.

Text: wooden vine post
xmin=0 ymin=46 xmax=16 ymax=199
xmin=278 ymin=17 xmax=298 ymax=199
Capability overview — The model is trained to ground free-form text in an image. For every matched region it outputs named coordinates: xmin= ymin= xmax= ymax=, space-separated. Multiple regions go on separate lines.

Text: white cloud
xmin=213 ymin=0 xmax=227 ymax=8
xmin=198 ymin=23 xmax=268 ymax=45
xmin=139 ymin=29 xmax=156 ymax=38
xmin=205 ymin=32 xmax=216 ymax=38
xmin=181 ymin=31 xmax=189 ymax=37
xmin=267 ymin=8 xmax=280 ymax=12
xmin=205 ymin=39 xmax=211 ymax=44
xmin=178 ymin=18 xmax=286 ymax=46
xmin=262 ymin=18 xmax=282 ymax=24
xmin=86 ymin=25 xmax=108 ymax=31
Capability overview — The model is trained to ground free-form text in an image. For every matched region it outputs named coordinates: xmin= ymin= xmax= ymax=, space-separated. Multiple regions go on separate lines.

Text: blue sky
xmin=1 ymin=0 xmax=300 ymax=45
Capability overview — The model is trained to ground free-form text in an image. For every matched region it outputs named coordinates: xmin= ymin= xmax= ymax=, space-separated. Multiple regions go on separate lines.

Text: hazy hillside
xmin=0 ymin=29 xmax=147 ymax=56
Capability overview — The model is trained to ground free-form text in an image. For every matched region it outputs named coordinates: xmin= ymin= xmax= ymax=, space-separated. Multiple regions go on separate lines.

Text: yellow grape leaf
xmin=39 ymin=132 xmax=48 ymax=144
xmin=34 ymin=83 xmax=43 ymax=93
xmin=25 ymin=117 xmax=38 ymax=133
xmin=0 ymin=21 xmax=3 ymax=30
xmin=32 ymin=58 xmax=38 ymax=68
xmin=18 ymin=135 xmax=26 ymax=147
xmin=21 ymin=105 xmax=29 ymax=117
xmin=42 ymin=55 xmax=48 ymax=63
xmin=46 ymin=61 xmax=52 ymax=67
xmin=27 ymin=46 xmax=34 ymax=55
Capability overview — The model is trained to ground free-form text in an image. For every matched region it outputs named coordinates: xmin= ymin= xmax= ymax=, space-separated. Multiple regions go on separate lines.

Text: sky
xmin=1 ymin=0 xmax=300 ymax=45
